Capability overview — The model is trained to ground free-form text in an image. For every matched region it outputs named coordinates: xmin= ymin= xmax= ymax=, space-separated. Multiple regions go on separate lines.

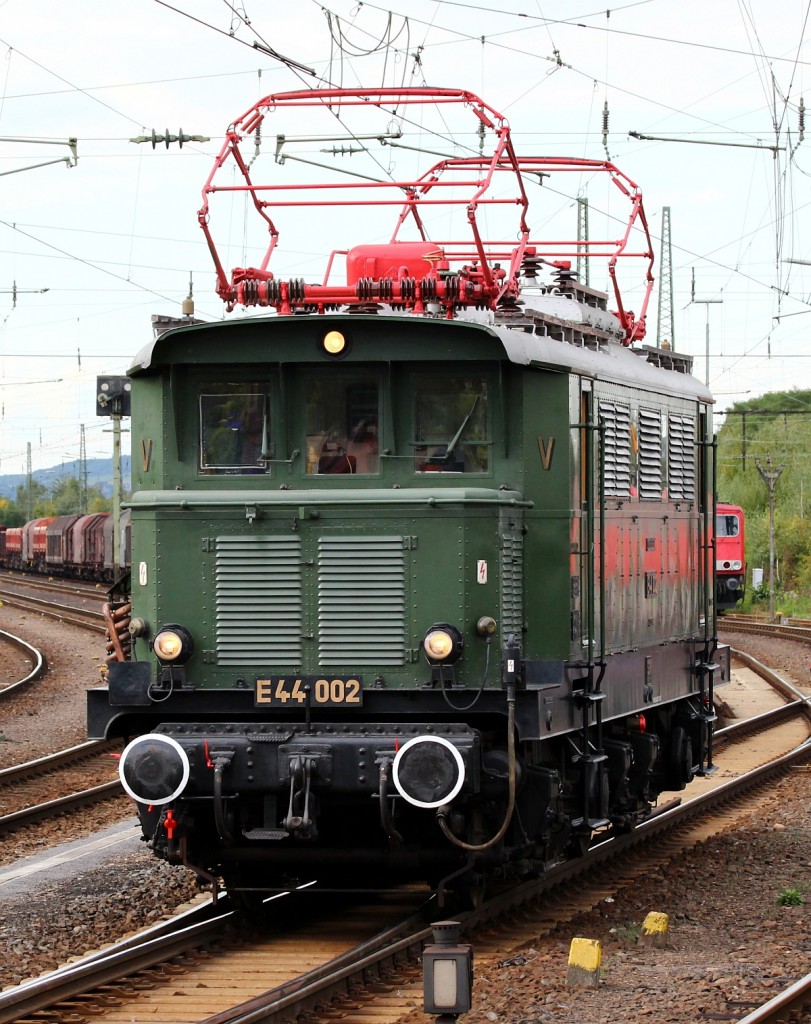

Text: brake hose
xmin=435 ymin=686 xmax=517 ymax=852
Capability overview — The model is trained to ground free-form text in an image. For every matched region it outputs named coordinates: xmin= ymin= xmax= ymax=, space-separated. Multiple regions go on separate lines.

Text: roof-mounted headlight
xmin=423 ymin=623 xmax=463 ymax=664
xmin=152 ymin=624 xmax=194 ymax=665
xmin=321 ymin=329 xmax=351 ymax=357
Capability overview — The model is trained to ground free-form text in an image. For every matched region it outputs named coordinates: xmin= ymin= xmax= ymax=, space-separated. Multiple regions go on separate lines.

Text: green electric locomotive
xmin=88 ymin=89 xmax=727 ymax=907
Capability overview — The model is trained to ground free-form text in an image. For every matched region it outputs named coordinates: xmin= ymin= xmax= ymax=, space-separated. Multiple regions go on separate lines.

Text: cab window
xmin=304 ymin=376 xmax=379 ymax=475
xmin=716 ymin=513 xmax=739 ymax=537
xmin=200 ymin=388 xmax=269 ymax=474
xmin=414 ymin=376 xmax=489 ymax=473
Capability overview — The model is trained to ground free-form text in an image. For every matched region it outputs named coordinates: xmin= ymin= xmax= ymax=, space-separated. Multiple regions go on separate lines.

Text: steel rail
xmin=0 ymin=780 xmax=124 ymax=834
xmin=0 ymin=588 xmax=105 ymax=632
xmin=737 ymin=971 xmax=811 ymax=1022
xmin=0 ymin=739 xmax=114 ymax=784
xmin=0 ymin=569 xmax=106 ymax=599
xmin=0 ymin=628 xmax=46 ymax=694
xmin=0 ymin=902 xmax=233 ymax=1024
xmin=713 ymin=648 xmax=811 ymax=747
xmin=1 ymin=649 xmax=807 ymax=1022
xmin=722 ymin=615 xmax=811 ymax=645
xmin=198 ymin=739 xmax=811 ymax=1024
xmin=1 ymin=738 xmax=808 ymax=1024
xmin=731 ymin=648 xmax=811 ymax=705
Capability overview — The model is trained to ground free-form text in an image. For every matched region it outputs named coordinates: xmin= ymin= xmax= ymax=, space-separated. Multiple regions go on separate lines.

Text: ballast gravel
xmin=1 ymin=606 xmax=810 ymax=1023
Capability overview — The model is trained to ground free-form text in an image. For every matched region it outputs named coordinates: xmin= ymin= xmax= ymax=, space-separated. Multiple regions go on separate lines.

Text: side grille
xmin=500 ymin=515 xmax=524 ymax=639
xmin=317 ymin=536 xmax=406 ymax=666
xmin=638 ymin=407 xmax=663 ymax=500
xmin=668 ymin=414 xmax=696 ymax=500
xmin=215 ymin=536 xmax=302 ymax=665
xmin=599 ymin=400 xmax=632 ymax=497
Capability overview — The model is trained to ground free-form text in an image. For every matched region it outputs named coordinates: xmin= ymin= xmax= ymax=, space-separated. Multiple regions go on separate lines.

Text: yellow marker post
xmin=566 ymin=937 xmax=601 ymax=988
xmin=641 ymin=911 xmax=670 ymax=947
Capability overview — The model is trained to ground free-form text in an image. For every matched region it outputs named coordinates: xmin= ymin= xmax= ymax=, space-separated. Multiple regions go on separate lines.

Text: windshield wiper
xmin=427 ymin=396 xmax=480 ymax=468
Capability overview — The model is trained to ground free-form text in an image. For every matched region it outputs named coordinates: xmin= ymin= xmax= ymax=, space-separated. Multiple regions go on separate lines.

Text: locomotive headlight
xmin=392 ymin=735 xmax=466 ymax=809
xmin=423 ymin=624 xmax=463 ymax=664
xmin=321 ymin=329 xmax=351 ymax=357
xmin=119 ymin=733 xmax=190 ymax=806
xmin=152 ymin=624 xmax=194 ymax=665
xmin=731 ymin=560 xmax=742 ymax=571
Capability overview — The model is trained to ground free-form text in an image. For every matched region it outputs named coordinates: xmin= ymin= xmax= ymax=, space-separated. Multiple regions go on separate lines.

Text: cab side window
xmin=414 ymin=377 xmax=489 ymax=473
xmin=200 ymin=388 xmax=269 ymax=474
xmin=716 ymin=514 xmax=739 ymax=538
xmin=305 ymin=377 xmax=379 ymax=475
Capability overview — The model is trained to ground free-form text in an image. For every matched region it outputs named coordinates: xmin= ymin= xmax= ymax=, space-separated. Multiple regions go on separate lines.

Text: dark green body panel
xmin=117 ymin=312 xmax=716 ymax=711
xmin=130 ymin=489 xmax=525 ymax=689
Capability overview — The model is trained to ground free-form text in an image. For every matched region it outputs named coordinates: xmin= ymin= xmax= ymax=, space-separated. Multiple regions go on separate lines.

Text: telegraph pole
xmin=657 ymin=207 xmax=674 ymax=348
xmin=755 ymin=455 xmax=784 ymax=622
xmin=576 ymin=198 xmax=590 ymax=286
xmin=25 ymin=442 xmax=33 ymax=520
xmin=690 ymin=269 xmax=723 ymax=387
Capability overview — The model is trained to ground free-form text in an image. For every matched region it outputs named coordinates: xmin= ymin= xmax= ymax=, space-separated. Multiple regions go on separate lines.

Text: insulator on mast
xmin=182 ymin=273 xmax=194 ymax=317
xmin=800 ymin=97 xmax=805 ymax=142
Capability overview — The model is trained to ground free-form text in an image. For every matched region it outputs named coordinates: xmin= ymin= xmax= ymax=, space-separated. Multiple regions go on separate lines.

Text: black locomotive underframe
xmin=89 ymin=639 xmax=730 ymax=743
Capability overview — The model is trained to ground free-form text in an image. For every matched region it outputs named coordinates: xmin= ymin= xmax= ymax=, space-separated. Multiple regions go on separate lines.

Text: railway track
xmin=0 ymin=628 xmax=45 ymax=693
xmin=0 ymin=569 xmax=106 ymax=600
xmin=0 ymin=581 xmax=105 ymax=632
xmin=2 ymin=738 xmax=810 ymax=1024
xmin=1 ymin=592 xmax=810 ymax=1022
xmin=1 ymin=651 xmax=809 ymax=1024
xmin=722 ymin=613 xmax=811 ymax=645
xmin=0 ymin=740 xmax=123 ymax=837
xmin=736 ymin=976 xmax=811 ymax=1024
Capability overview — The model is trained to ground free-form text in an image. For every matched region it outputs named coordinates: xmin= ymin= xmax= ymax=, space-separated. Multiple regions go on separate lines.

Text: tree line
xmin=717 ymin=388 xmax=811 ymax=608
xmin=0 ymin=476 xmax=112 ymax=527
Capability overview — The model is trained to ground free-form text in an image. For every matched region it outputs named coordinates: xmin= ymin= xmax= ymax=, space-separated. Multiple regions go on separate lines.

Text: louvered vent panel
xmin=668 ymin=415 xmax=696 ymax=500
xmin=600 ymin=401 xmax=632 ymax=497
xmin=638 ymin=408 xmax=663 ymax=500
xmin=500 ymin=529 xmax=524 ymax=639
xmin=215 ymin=536 xmax=302 ymax=664
xmin=318 ymin=536 xmax=406 ymax=665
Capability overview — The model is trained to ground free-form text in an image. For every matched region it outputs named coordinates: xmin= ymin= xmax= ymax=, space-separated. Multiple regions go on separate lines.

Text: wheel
xmin=567 ymin=830 xmax=592 ymax=858
xmin=220 ymin=866 xmax=271 ymax=920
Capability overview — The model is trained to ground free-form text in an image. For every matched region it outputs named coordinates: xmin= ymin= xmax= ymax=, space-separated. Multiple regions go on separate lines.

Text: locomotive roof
xmin=132 ymin=313 xmax=713 ymax=405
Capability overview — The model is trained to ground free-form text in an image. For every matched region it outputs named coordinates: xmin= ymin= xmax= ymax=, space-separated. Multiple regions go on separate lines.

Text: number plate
xmin=254 ymin=676 xmax=363 ymax=707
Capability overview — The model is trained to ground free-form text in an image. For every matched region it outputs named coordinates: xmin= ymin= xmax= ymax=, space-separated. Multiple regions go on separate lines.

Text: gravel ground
xmin=0 ymin=607 xmax=202 ymax=990
xmin=1 ymin=609 xmax=810 ymax=1024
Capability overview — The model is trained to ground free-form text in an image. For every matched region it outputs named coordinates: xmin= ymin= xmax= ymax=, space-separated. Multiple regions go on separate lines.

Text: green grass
xmin=777 ymin=888 xmax=804 ymax=907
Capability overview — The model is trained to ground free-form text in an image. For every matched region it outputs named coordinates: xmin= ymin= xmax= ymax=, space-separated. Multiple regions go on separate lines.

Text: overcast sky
xmin=0 ymin=0 xmax=808 ymax=474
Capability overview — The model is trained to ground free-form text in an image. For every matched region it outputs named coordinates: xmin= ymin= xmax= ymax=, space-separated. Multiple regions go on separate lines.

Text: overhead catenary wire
xmin=0 ymin=0 xmax=808 ymax=475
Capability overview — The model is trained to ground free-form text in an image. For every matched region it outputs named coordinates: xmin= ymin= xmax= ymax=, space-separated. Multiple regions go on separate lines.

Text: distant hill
xmin=0 ymin=457 xmax=132 ymax=500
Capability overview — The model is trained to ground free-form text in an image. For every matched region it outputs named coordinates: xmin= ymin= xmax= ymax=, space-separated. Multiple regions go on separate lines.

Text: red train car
xmin=716 ymin=502 xmax=745 ymax=611
xmin=3 ymin=511 xmax=130 ymax=581
xmin=103 ymin=508 xmax=130 ymax=578
xmin=66 ymin=512 xmax=109 ymax=578
xmin=46 ymin=514 xmax=83 ymax=570
xmin=4 ymin=526 xmax=22 ymax=565
xmin=22 ymin=517 xmax=55 ymax=570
